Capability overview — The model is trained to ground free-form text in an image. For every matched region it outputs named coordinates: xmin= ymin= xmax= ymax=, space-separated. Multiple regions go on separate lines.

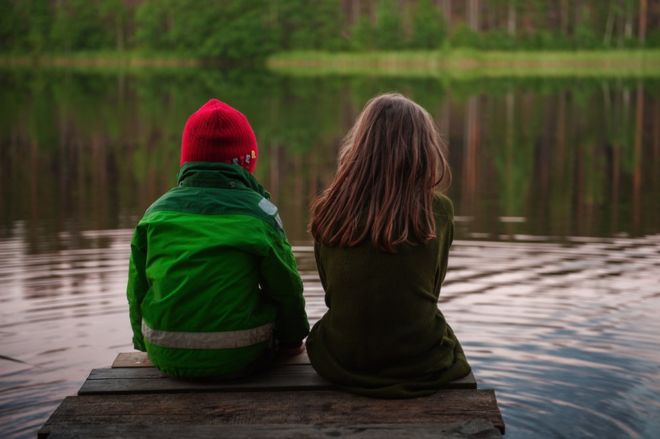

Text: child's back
xmin=127 ymin=99 xmax=309 ymax=378
xmin=306 ymin=94 xmax=470 ymax=397
xmin=308 ymin=194 xmax=469 ymax=397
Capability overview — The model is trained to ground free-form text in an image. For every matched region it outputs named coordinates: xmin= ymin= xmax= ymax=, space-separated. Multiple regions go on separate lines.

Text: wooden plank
xmin=275 ymin=351 xmax=311 ymax=365
xmin=41 ymin=419 xmax=501 ymax=438
xmin=80 ymin=364 xmax=332 ymax=395
xmin=39 ymin=390 xmax=504 ymax=436
xmin=112 ymin=351 xmax=311 ymax=368
xmin=79 ymin=365 xmax=477 ymax=395
xmin=112 ymin=352 xmax=154 ymax=368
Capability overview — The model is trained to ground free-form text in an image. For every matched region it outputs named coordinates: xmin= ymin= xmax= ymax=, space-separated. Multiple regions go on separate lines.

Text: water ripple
xmin=1 ymin=231 xmax=660 ymax=438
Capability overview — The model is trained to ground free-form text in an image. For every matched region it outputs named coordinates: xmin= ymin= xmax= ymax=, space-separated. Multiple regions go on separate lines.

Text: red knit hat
xmin=180 ymin=99 xmax=258 ymax=173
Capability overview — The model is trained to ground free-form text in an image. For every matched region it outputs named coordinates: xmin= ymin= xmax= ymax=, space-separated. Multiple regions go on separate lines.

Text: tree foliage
xmin=275 ymin=0 xmax=344 ymax=50
xmin=411 ymin=0 xmax=447 ymax=49
xmin=352 ymin=16 xmax=375 ymax=51
xmin=373 ymin=0 xmax=404 ymax=50
xmin=1 ymin=0 xmax=658 ymax=58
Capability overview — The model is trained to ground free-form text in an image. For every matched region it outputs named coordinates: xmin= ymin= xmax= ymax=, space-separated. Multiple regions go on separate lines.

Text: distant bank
xmin=268 ymin=49 xmax=660 ymax=77
xmin=2 ymin=49 xmax=660 ymax=77
xmin=0 ymin=51 xmax=201 ymax=69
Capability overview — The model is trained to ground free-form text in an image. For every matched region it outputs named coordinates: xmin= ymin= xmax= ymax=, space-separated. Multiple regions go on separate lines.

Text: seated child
xmin=306 ymin=93 xmax=471 ymax=398
xmin=126 ymin=99 xmax=309 ymax=378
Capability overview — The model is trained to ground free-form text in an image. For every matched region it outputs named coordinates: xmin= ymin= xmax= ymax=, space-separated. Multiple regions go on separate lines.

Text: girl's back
xmin=305 ymin=94 xmax=470 ymax=398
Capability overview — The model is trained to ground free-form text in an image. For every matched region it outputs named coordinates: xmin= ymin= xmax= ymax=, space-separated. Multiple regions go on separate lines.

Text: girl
xmin=306 ymin=93 xmax=471 ymax=398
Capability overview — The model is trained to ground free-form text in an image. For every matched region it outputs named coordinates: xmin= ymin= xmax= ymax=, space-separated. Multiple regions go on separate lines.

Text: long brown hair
xmin=310 ymin=93 xmax=451 ymax=252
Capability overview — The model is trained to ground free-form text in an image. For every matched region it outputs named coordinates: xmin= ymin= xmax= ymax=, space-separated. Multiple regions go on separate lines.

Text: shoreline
xmin=268 ymin=49 xmax=660 ymax=77
xmin=0 ymin=52 xmax=203 ymax=69
xmin=2 ymin=49 xmax=660 ymax=77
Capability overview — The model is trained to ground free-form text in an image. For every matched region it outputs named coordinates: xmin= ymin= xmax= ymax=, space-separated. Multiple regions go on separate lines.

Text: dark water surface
xmin=1 ymin=68 xmax=659 ymax=438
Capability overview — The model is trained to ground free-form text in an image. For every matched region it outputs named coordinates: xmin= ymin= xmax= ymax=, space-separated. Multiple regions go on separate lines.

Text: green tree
xmin=374 ymin=0 xmax=404 ymax=50
xmin=134 ymin=0 xmax=170 ymax=50
xmin=199 ymin=0 xmax=275 ymax=60
xmin=275 ymin=0 xmax=314 ymax=50
xmin=450 ymin=23 xmax=481 ymax=48
xmin=50 ymin=0 xmax=113 ymax=51
xmin=315 ymin=0 xmax=344 ymax=50
xmin=100 ymin=0 xmax=130 ymax=51
xmin=574 ymin=6 xmax=598 ymax=49
xmin=25 ymin=0 xmax=52 ymax=53
xmin=134 ymin=0 xmax=275 ymax=60
xmin=351 ymin=15 xmax=374 ymax=50
xmin=274 ymin=0 xmax=343 ymax=51
xmin=410 ymin=0 xmax=447 ymax=49
xmin=0 ymin=0 xmax=17 ymax=51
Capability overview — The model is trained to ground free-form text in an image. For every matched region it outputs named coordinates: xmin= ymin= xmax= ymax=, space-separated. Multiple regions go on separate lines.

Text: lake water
xmin=1 ymin=68 xmax=659 ymax=438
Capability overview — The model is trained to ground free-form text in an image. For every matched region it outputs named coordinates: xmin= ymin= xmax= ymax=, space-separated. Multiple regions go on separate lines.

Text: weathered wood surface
xmin=80 ymin=364 xmax=332 ymax=394
xmin=40 ymin=352 xmax=501 ymax=438
xmin=41 ymin=420 xmax=501 ymax=438
xmin=39 ymin=390 xmax=504 ymax=438
xmin=111 ymin=352 xmax=155 ymax=368
xmin=112 ymin=351 xmax=311 ymax=368
xmin=80 ymin=364 xmax=477 ymax=395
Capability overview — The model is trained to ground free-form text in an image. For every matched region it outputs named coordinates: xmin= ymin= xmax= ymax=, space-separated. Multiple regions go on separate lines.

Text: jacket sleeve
xmin=126 ymin=226 xmax=149 ymax=352
xmin=260 ymin=230 xmax=310 ymax=344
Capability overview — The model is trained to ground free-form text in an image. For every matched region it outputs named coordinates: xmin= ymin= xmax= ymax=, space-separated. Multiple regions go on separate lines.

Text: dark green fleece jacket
xmin=305 ymin=194 xmax=471 ymax=398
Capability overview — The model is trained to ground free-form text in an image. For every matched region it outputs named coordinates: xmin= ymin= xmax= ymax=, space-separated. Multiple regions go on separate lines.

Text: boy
xmin=126 ymin=99 xmax=309 ymax=378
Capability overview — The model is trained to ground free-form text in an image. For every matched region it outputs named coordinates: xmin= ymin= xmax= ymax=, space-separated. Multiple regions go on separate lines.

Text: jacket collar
xmin=177 ymin=162 xmax=270 ymax=199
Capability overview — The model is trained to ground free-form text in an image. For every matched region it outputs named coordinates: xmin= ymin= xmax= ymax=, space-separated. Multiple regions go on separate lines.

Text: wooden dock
xmin=38 ymin=352 xmax=505 ymax=438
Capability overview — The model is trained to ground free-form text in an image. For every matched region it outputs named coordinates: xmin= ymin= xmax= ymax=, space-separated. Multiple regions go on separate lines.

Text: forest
xmin=1 ymin=0 xmax=658 ymax=61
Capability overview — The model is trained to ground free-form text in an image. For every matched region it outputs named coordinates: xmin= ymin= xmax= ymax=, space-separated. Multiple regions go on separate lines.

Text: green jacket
xmin=306 ymin=194 xmax=471 ymax=398
xmin=126 ymin=162 xmax=309 ymax=378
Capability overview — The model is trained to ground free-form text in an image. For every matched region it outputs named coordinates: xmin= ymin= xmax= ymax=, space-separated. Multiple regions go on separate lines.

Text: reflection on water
xmin=1 ymin=69 xmax=660 ymax=438
xmin=1 ymin=69 xmax=659 ymax=244
xmin=1 ymin=228 xmax=659 ymax=438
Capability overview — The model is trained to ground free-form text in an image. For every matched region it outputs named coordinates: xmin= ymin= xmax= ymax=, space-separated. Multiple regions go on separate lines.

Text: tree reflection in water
xmin=0 ymin=69 xmax=658 ymax=248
